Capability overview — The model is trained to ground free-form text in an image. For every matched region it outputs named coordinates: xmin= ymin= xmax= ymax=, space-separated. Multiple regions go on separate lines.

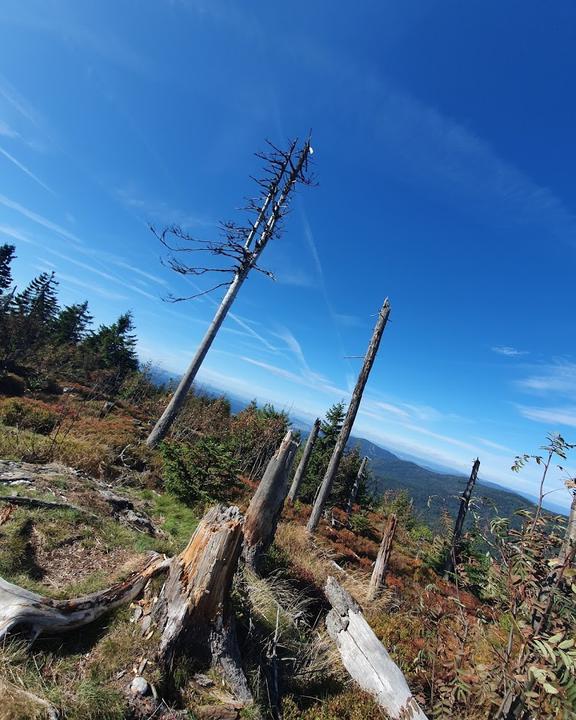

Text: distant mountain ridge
xmin=148 ymin=366 xmax=563 ymax=525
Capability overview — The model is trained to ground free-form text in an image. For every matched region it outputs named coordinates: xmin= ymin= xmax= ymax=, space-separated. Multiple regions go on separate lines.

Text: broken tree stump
xmin=325 ymin=577 xmax=429 ymax=720
xmin=287 ymin=418 xmax=320 ymax=504
xmin=243 ymin=431 xmax=298 ymax=569
xmin=367 ymin=513 xmax=397 ymax=601
xmin=0 ymin=553 xmax=169 ymax=641
xmin=153 ymin=504 xmax=252 ymax=702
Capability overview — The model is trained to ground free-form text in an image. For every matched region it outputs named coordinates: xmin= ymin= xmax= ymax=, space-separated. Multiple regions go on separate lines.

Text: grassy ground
xmin=0 ymin=391 xmax=504 ymax=719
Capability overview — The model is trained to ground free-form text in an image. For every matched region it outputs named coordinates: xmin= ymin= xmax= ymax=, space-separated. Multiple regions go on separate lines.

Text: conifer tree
xmin=0 ymin=244 xmax=15 ymax=292
xmin=52 ymin=301 xmax=93 ymax=344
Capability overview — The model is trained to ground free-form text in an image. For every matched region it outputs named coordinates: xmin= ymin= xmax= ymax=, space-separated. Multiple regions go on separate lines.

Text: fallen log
xmin=243 ymin=431 xmax=298 ymax=569
xmin=0 ymin=553 xmax=169 ymax=641
xmin=153 ymin=504 xmax=252 ymax=702
xmin=324 ymin=577 xmax=429 ymax=720
xmin=0 ymin=494 xmax=99 ymax=519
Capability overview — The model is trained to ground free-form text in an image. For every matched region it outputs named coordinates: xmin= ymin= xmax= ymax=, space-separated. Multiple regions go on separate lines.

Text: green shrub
xmin=160 ymin=437 xmax=240 ymax=506
xmin=0 ymin=398 xmax=59 ymax=434
xmin=349 ymin=512 xmax=373 ymax=537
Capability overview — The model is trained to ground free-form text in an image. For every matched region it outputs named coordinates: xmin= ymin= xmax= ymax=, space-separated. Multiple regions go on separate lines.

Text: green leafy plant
xmin=160 ymin=437 xmax=240 ymax=506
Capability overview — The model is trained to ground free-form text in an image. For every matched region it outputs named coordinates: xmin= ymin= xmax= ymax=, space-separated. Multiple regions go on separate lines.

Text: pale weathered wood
xmin=368 ymin=513 xmax=397 ymax=601
xmin=0 ymin=553 xmax=169 ymax=641
xmin=345 ymin=456 xmax=368 ymax=518
xmin=559 ymin=491 xmax=576 ymax=566
xmin=325 ymin=577 xmax=429 ymax=720
xmin=307 ymin=299 xmax=391 ymax=533
xmin=243 ymin=431 xmax=298 ymax=568
xmin=443 ymin=457 xmax=480 ymax=576
xmin=287 ymin=418 xmax=320 ymax=504
xmin=146 ymin=140 xmax=312 ymax=447
xmin=153 ymin=504 xmax=251 ymax=702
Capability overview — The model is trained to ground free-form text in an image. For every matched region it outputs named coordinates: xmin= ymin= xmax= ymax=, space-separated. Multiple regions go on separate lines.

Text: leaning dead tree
xmin=287 ymin=418 xmax=320 ymax=504
xmin=146 ymin=138 xmax=314 ymax=447
xmin=325 ymin=577 xmax=429 ymax=720
xmin=344 ymin=455 xmax=368 ymax=518
xmin=367 ymin=513 xmax=397 ymax=601
xmin=243 ymin=430 xmax=298 ymax=569
xmin=442 ymin=457 xmax=480 ymax=576
xmin=307 ymin=298 xmax=391 ymax=533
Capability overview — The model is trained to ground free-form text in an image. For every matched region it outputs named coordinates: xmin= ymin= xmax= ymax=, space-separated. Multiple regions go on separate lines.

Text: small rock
xmin=130 ymin=676 xmax=149 ymax=696
xmin=193 ymin=673 xmax=215 ymax=688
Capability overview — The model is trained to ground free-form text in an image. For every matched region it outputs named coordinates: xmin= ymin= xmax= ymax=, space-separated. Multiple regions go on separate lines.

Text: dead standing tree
xmin=344 ymin=455 xmax=368 ymax=518
xmin=307 ymin=298 xmax=391 ymax=533
xmin=243 ymin=430 xmax=299 ymax=569
xmin=287 ymin=417 xmax=320 ymax=504
xmin=442 ymin=457 xmax=480 ymax=576
xmin=367 ymin=513 xmax=397 ymax=601
xmin=146 ymin=138 xmax=314 ymax=447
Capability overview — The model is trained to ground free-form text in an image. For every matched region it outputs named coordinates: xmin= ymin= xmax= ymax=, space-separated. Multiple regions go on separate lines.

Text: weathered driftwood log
xmin=367 ymin=513 xmax=397 ymax=601
xmin=287 ymin=418 xmax=320 ymax=504
xmin=325 ymin=577 xmax=429 ymax=720
xmin=0 ymin=553 xmax=169 ymax=641
xmin=243 ymin=431 xmax=298 ymax=568
xmin=153 ymin=504 xmax=252 ymax=702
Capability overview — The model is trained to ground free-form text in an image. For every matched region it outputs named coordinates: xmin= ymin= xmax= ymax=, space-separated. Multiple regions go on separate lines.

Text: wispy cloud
xmin=49 ymin=271 xmax=129 ymax=302
xmin=0 ymin=224 xmax=34 ymax=244
xmin=492 ymin=345 xmax=529 ymax=357
xmin=476 ymin=437 xmax=514 ymax=454
xmin=518 ymin=405 xmax=576 ymax=429
xmin=0 ymin=145 xmax=54 ymax=194
xmin=517 ymin=360 xmax=576 ymax=397
xmin=0 ymin=72 xmax=41 ymax=127
xmin=44 ymin=249 xmax=159 ymax=302
xmin=115 ymin=187 xmax=215 ymax=230
xmin=0 ymin=194 xmax=81 ymax=244
xmin=0 ymin=120 xmax=19 ymax=139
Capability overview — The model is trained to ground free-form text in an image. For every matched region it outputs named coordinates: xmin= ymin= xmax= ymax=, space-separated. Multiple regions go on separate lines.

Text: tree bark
xmin=367 ymin=513 xmax=397 ymax=601
xmin=443 ymin=458 xmax=480 ymax=576
xmin=345 ymin=456 xmax=368 ymax=518
xmin=307 ymin=299 xmax=391 ymax=533
xmin=146 ymin=140 xmax=312 ymax=447
xmin=243 ymin=431 xmax=298 ymax=569
xmin=153 ymin=506 xmax=245 ymax=677
xmin=324 ymin=577 xmax=429 ymax=720
xmin=0 ymin=553 xmax=169 ymax=641
xmin=559 ymin=491 xmax=576 ymax=567
xmin=287 ymin=418 xmax=320 ymax=504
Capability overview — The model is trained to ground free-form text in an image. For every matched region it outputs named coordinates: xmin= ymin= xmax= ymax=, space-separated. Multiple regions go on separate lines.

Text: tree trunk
xmin=367 ymin=513 xmax=397 ymax=601
xmin=146 ymin=140 xmax=312 ymax=447
xmin=559 ymin=491 xmax=576 ymax=566
xmin=287 ymin=418 xmax=320 ymax=504
xmin=443 ymin=457 xmax=480 ymax=576
xmin=307 ymin=299 xmax=391 ymax=533
xmin=243 ymin=431 xmax=298 ymax=569
xmin=324 ymin=577 xmax=429 ymax=720
xmin=153 ymin=504 xmax=251 ymax=700
xmin=345 ymin=456 xmax=368 ymax=518
xmin=0 ymin=553 xmax=169 ymax=641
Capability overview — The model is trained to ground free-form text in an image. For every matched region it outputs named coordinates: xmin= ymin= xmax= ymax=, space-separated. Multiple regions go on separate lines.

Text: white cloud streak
xmin=0 ymin=145 xmax=54 ymax=194
xmin=0 ymin=194 xmax=81 ymax=244
xmin=492 ymin=345 xmax=529 ymax=357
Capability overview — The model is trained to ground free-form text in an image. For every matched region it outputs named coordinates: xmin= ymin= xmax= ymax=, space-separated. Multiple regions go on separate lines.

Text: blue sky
xmin=1 ymin=0 xmax=575 ymax=507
